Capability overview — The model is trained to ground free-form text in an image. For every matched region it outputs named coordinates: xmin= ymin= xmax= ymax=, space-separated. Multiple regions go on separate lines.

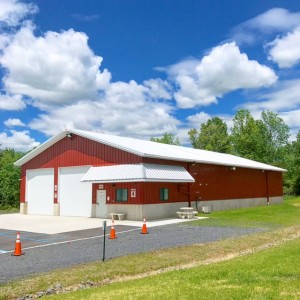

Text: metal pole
xmin=102 ymin=221 xmax=106 ymax=262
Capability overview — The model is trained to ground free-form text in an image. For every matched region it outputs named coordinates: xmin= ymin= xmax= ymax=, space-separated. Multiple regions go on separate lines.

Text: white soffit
xmin=81 ymin=163 xmax=195 ymax=183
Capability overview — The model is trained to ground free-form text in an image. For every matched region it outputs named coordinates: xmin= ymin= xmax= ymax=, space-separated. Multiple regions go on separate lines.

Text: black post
xmin=102 ymin=221 xmax=106 ymax=262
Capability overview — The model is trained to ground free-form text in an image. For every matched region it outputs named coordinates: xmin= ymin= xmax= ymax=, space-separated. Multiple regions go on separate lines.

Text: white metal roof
xmin=14 ymin=128 xmax=286 ymax=172
xmin=81 ymin=163 xmax=195 ymax=183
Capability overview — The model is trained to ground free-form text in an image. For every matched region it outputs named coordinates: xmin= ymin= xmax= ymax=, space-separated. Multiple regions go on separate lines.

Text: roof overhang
xmin=81 ymin=163 xmax=195 ymax=183
xmin=14 ymin=128 xmax=286 ymax=172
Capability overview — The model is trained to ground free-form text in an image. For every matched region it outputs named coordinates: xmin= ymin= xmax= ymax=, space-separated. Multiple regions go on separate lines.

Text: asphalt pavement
xmin=0 ymin=223 xmax=262 ymax=284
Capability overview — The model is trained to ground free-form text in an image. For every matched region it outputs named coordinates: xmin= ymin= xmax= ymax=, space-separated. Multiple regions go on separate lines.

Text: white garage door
xmin=59 ymin=166 xmax=92 ymax=217
xmin=26 ymin=168 xmax=54 ymax=215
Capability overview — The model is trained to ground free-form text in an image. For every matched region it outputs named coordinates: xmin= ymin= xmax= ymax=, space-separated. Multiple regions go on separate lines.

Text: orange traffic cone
xmin=12 ymin=232 xmax=24 ymax=256
xmin=141 ymin=217 xmax=148 ymax=234
xmin=109 ymin=218 xmax=117 ymax=239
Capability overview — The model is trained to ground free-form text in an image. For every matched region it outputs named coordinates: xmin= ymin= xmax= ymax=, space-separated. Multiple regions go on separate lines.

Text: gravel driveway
xmin=0 ymin=224 xmax=261 ymax=284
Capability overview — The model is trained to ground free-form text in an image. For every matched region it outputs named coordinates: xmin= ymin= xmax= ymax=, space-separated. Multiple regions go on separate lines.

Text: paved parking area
xmin=0 ymin=214 xmax=206 ymax=253
xmin=0 ymin=223 xmax=262 ymax=284
xmin=0 ymin=226 xmax=137 ymax=253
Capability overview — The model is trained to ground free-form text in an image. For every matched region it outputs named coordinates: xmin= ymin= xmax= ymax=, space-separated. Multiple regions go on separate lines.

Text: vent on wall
xmin=202 ymin=206 xmax=212 ymax=214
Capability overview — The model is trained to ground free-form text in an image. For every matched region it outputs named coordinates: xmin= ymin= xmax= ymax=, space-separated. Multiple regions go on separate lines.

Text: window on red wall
xmin=160 ymin=188 xmax=169 ymax=201
xmin=116 ymin=188 xmax=128 ymax=202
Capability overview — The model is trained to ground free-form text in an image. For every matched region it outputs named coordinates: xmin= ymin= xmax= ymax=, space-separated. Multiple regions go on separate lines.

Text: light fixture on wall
xmin=66 ymin=133 xmax=73 ymax=139
xmin=230 ymin=166 xmax=236 ymax=171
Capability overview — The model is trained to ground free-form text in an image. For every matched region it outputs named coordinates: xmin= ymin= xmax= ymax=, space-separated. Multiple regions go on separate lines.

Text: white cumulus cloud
xmin=242 ymin=79 xmax=300 ymax=112
xmin=97 ymin=80 xmax=178 ymax=137
xmin=0 ymin=25 xmax=111 ymax=109
xmin=143 ymin=78 xmax=172 ymax=100
xmin=269 ymin=110 xmax=300 ymax=141
xmin=0 ymin=34 xmax=11 ymax=50
xmin=0 ymin=93 xmax=25 ymax=110
xmin=232 ymin=8 xmax=300 ymax=44
xmin=166 ymin=43 xmax=277 ymax=108
xmin=0 ymin=0 xmax=38 ymax=27
xmin=238 ymin=79 xmax=300 ymax=140
xmin=268 ymin=27 xmax=300 ymax=68
xmin=28 ymin=80 xmax=179 ymax=138
xmin=28 ymin=101 xmax=102 ymax=136
xmin=0 ymin=130 xmax=39 ymax=151
xmin=186 ymin=112 xmax=211 ymax=127
xmin=186 ymin=111 xmax=234 ymax=132
xmin=4 ymin=118 xmax=25 ymax=127
xmin=280 ymin=110 xmax=300 ymax=129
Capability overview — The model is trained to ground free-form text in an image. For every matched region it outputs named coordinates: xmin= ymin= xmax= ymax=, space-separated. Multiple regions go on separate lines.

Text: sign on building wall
xmin=131 ymin=189 xmax=136 ymax=198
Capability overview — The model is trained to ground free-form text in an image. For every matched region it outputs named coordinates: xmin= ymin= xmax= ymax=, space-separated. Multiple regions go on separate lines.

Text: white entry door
xmin=96 ymin=190 xmax=107 ymax=218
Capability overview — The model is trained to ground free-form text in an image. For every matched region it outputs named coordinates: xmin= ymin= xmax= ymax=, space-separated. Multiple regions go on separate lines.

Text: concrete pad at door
xmin=0 ymin=214 xmax=208 ymax=234
xmin=0 ymin=214 xmax=106 ymax=234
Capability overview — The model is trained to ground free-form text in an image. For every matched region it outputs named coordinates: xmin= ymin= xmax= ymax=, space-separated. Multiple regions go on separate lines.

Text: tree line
xmin=0 ymin=148 xmax=23 ymax=209
xmin=151 ymin=109 xmax=300 ymax=195
xmin=0 ymin=108 xmax=299 ymax=209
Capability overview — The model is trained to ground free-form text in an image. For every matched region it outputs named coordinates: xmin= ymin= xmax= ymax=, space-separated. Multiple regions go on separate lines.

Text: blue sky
xmin=1 ymin=0 xmax=300 ymax=151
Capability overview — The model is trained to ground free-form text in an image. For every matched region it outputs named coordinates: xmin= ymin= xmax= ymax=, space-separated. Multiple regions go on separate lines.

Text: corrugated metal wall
xmin=92 ymin=182 xmax=142 ymax=204
xmin=142 ymin=182 xmax=189 ymax=204
xmin=90 ymin=165 xmax=283 ymax=206
xmin=267 ymin=171 xmax=283 ymax=196
xmin=23 ymin=134 xmax=141 ymax=169
xmin=91 ymin=182 xmax=189 ymax=205
xmin=142 ymin=158 xmax=283 ymax=203
xmin=189 ymin=163 xmax=283 ymax=201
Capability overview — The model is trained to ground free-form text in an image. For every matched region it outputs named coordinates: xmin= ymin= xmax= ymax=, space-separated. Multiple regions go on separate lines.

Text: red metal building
xmin=14 ymin=129 xmax=285 ymax=220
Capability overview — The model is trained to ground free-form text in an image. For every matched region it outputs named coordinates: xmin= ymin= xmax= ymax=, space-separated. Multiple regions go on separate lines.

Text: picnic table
xmin=110 ymin=213 xmax=126 ymax=220
xmin=176 ymin=207 xmax=198 ymax=219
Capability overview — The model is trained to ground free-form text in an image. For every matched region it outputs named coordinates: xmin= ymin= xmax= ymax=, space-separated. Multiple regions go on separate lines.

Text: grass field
xmin=1 ymin=196 xmax=300 ymax=299
xmin=0 ymin=207 xmax=19 ymax=214
xmin=191 ymin=196 xmax=300 ymax=228
xmin=49 ymin=238 xmax=300 ymax=300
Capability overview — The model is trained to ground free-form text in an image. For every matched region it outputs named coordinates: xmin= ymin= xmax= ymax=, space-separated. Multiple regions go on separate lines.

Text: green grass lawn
xmin=191 ymin=196 xmax=300 ymax=229
xmin=1 ymin=196 xmax=300 ymax=299
xmin=50 ymin=238 xmax=300 ymax=300
xmin=0 ymin=206 xmax=19 ymax=214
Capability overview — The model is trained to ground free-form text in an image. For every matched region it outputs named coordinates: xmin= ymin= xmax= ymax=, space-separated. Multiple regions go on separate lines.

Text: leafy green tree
xmin=258 ymin=111 xmax=290 ymax=165
xmin=188 ymin=128 xmax=198 ymax=148
xmin=188 ymin=117 xmax=231 ymax=153
xmin=150 ymin=132 xmax=181 ymax=146
xmin=231 ymin=110 xmax=290 ymax=165
xmin=0 ymin=149 xmax=23 ymax=208
xmin=283 ymin=131 xmax=300 ymax=195
xmin=231 ymin=109 xmax=266 ymax=161
xmin=294 ymin=132 xmax=300 ymax=194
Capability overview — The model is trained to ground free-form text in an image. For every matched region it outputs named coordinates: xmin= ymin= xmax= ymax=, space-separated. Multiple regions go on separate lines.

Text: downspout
xmin=188 ymin=180 xmax=191 ymax=207
xmin=265 ymin=170 xmax=270 ymax=205
xmin=187 ymin=163 xmax=194 ymax=207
